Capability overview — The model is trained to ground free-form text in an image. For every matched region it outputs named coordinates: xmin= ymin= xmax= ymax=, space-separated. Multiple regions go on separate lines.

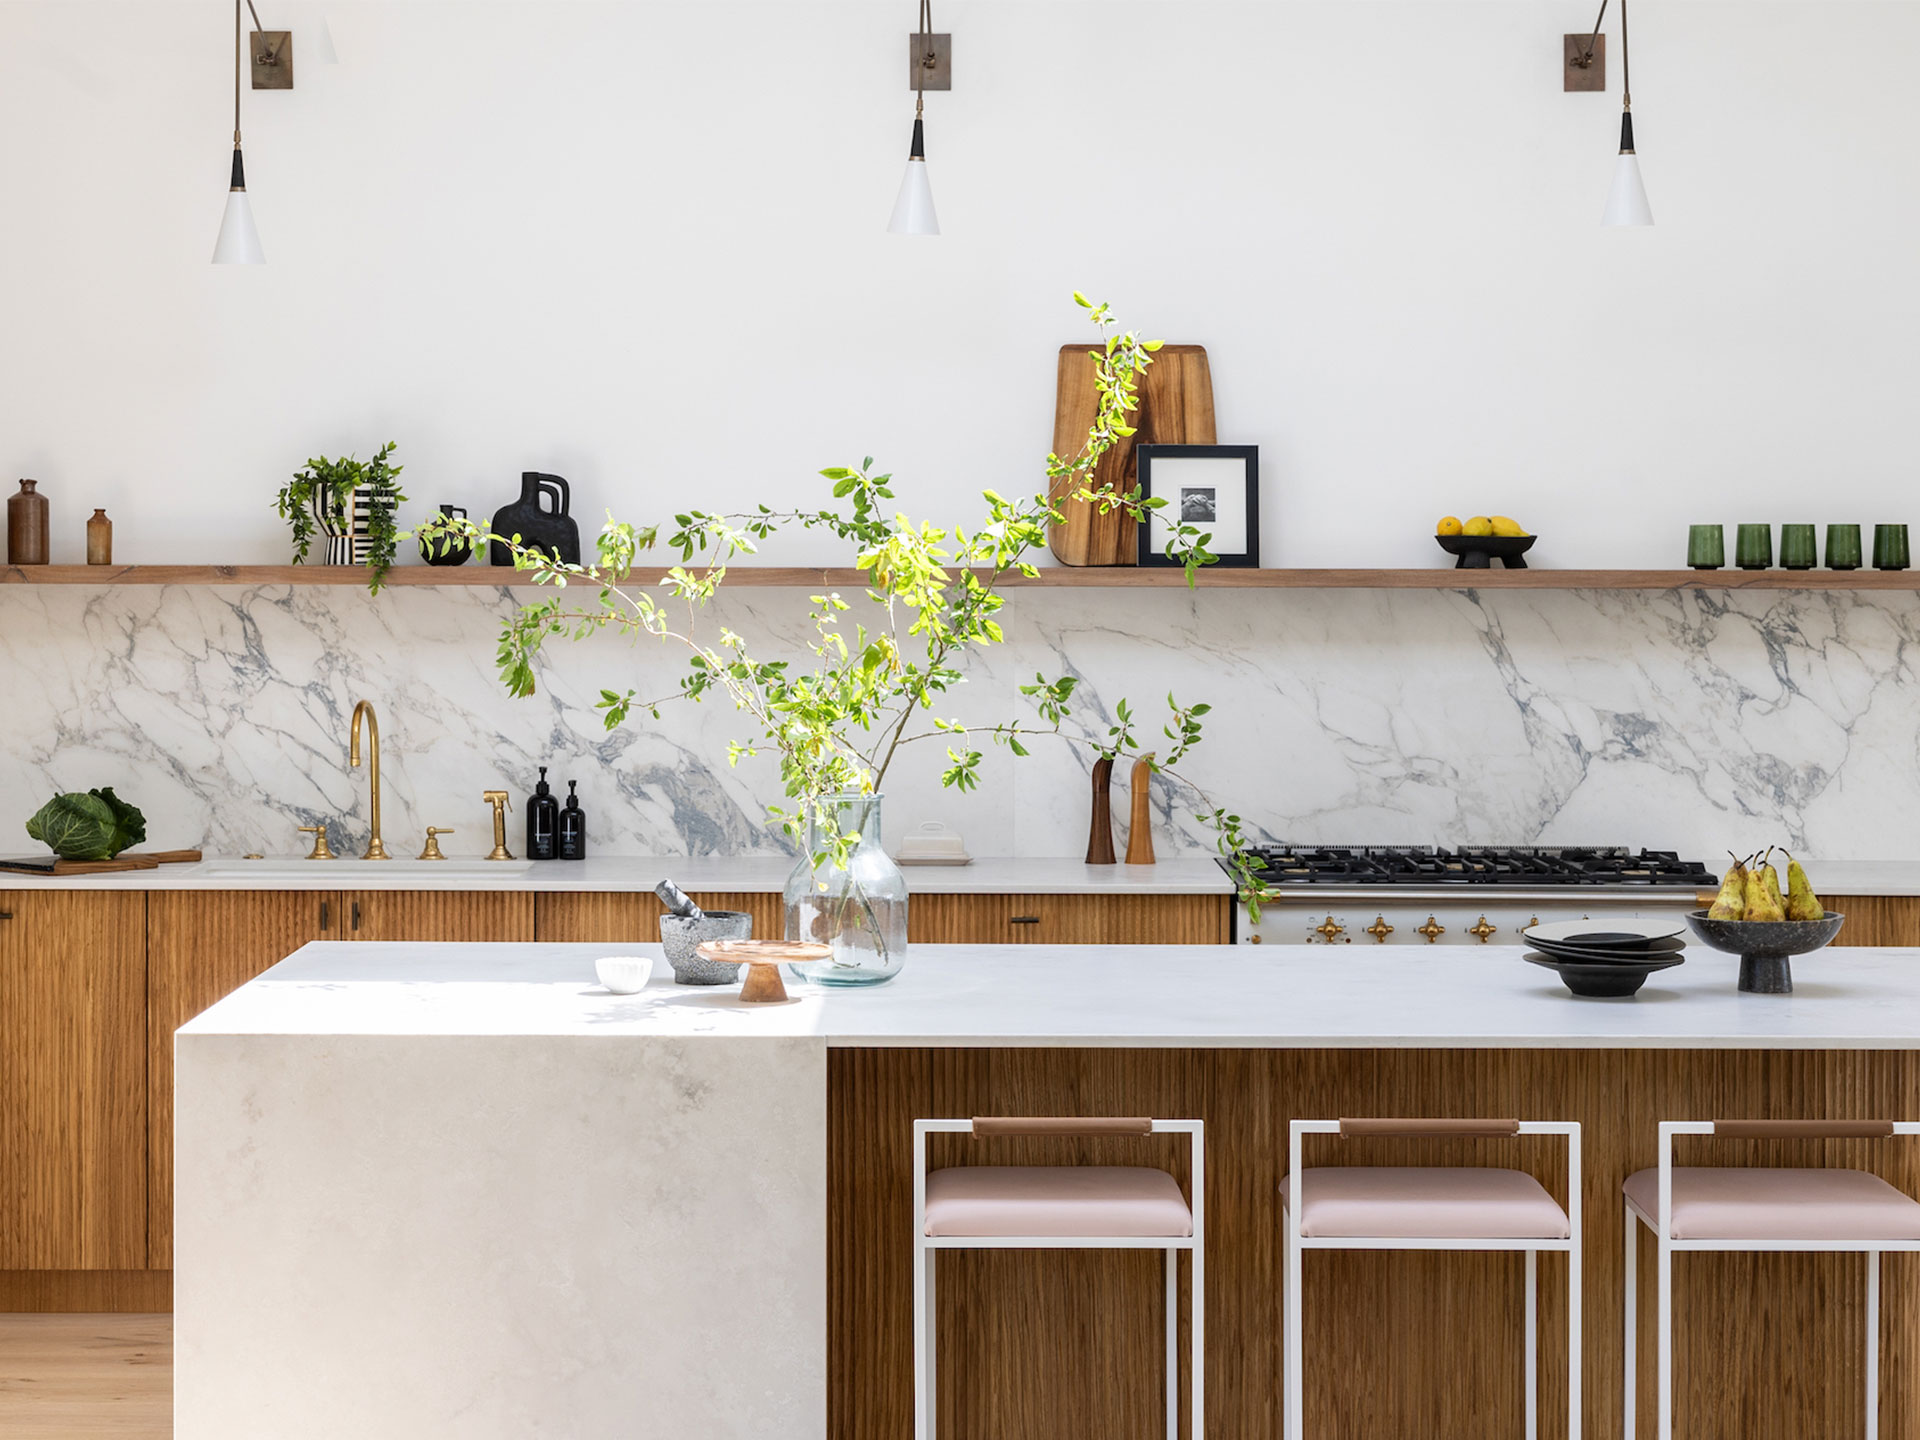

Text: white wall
xmin=4 ymin=1 xmax=1919 ymax=571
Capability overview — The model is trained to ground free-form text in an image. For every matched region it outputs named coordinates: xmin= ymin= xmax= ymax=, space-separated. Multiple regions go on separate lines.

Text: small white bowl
xmin=595 ymin=955 xmax=654 ymax=995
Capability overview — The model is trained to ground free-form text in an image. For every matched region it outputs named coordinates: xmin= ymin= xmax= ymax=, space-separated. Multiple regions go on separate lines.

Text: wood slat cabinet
xmin=146 ymin=890 xmax=535 ymax=1267
xmin=0 ymin=891 xmax=147 ymax=1272
xmin=1828 ymin=897 xmax=1920 ymax=947
xmin=909 ymin=892 xmax=1233 ymax=945
xmin=536 ymin=890 xmax=784 ymax=941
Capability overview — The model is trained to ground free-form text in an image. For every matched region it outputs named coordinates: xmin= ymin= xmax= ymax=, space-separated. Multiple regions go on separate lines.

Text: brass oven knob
xmin=1311 ymin=915 xmax=1348 ymax=944
xmin=1363 ymin=916 xmax=1394 ymax=943
xmin=1468 ymin=915 xmax=1498 ymax=943
xmin=1415 ymin=915 xmax=1446 ymax=944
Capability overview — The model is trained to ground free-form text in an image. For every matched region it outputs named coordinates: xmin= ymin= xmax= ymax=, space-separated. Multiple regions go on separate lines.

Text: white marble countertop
xmin=182 ymin=941 xmax=1920 ymax=1049
xmin=0 ymin=854 xmax=1234 ymax=895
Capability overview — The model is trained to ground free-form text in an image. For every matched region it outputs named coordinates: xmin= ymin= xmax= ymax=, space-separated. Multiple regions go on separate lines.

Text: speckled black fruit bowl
xmin=1684 ymin=910 xmax=1846 ymax=995
xmin=1524 ymin=952 xmax=1685 ymax=998
xmin=1435 ymin=533 xmax=1535 ymax=570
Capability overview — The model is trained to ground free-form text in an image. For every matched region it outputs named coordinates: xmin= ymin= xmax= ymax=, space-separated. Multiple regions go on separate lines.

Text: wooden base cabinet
xmin=0 ymin=892 xmax=146 ymax=1272
xmin=909 ymin=893 xmax=1232 ymax=945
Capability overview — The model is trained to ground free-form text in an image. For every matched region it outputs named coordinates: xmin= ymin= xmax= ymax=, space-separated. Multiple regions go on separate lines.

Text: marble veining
xmin=1 ymin=581 xmax=1917 ymax=860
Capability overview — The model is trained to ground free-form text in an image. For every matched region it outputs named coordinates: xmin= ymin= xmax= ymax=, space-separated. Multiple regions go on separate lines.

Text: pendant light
xmin=1599 ymin=0 xmax=1653 ymax=226
xmin=887 ymin=0 xmax=945 ymax=236
xmin=212 ymin=0 xmax=265 ymax=264
xmin=310 ymin=8 xmax=339 ymax=65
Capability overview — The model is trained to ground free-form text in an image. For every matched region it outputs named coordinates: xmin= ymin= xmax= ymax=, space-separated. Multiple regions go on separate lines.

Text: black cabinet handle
xmin=1010 ymin=915 xmax=1041 ymax=925
xmin=320 ymin=900 xmax=330 ymax=932
xmin=0 ymin=911 xmax=13 ymax=921
xmin=351 ymin=901 xmax=362 ymax=933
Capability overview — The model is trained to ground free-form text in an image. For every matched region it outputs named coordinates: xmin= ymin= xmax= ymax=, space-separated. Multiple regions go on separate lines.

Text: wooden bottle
xmin=8 ymin=479 xmax=48 ymax=566
xmin=1124 ymin=753 xmax=1156 ymax=866
xmin=1085 ymin=756 xmax=1116 ymax=865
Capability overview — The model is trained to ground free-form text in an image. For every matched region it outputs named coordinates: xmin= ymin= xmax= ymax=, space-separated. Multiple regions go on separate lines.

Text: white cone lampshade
xmin=887 ymin=117 xmax=939 ymax=236
xmin=213 ymin=152 xmax=265 ymax=265
xmin=311 ymin=11 xmax=339 ymax=64
xmin=1601 ymin=151 xmax=1653 ymax=227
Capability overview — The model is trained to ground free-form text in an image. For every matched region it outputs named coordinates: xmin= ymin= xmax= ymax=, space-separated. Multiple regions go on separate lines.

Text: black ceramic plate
xmin=1525 ymin=917 xmax=1688 ymax=946
xmin=1524 ymin=952 xmax=1686 ymax=998
xmin=1528 ymin=934 xmax=1687 ymax=965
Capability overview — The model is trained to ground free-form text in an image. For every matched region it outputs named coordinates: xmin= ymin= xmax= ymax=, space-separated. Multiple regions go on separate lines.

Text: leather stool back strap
xmin=1338 ymin=1117 xmax=1521 ymax=1139
xmin=971 ymin=1116 xmax=1153 ymax=1137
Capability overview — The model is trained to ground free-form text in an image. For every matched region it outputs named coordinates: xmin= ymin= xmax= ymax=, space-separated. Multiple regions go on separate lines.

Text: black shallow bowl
xmin=1525 ymin=952 xmax=1686 ymax=998
xmin=1528 ymin=934 xmax=1686 ymax=965
xmin=1435 ymin=533 xmax=1536 ymax=570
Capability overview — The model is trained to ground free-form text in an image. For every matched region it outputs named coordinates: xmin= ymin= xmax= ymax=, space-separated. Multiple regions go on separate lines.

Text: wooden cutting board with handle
xmin=1048 ymin=343 xmax=1216 ymax=566
xmin=0 ymin=848 xmax=203 ymax=875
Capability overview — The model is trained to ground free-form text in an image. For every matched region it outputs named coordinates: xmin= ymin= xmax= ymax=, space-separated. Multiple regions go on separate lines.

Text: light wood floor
xmin=0 ymin=1314 xmax=171 ymax=1438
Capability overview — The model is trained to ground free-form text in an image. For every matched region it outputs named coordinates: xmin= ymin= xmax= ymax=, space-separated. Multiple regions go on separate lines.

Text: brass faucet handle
xmin=419 ymin=827 xmax=454 ymax=861
xmin=297 ymin=824 xmax=337 ymax=860
xmin=482 ymin=791 xmax=515 ymax=861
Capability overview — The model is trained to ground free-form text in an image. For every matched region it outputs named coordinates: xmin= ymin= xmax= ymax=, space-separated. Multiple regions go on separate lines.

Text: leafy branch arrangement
xmin=278 ymin=441 xmax=407 ymax=585
xmin=411 ymin=296 xmax=1270 ymax=910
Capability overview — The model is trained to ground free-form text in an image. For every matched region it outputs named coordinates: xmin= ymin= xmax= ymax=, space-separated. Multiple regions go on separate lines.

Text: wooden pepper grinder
xmin=8 ymin=479 xmax=49 ymax=566
xmin=1124 ymin=752 xmax=1156 ymax=865
xmin=1085 ymin=755 xmax=1117 ymax=865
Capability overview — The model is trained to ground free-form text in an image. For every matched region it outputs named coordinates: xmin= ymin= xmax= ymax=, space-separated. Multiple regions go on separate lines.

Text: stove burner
xmin=1228 ymin=845 xmax=1716 ymax=889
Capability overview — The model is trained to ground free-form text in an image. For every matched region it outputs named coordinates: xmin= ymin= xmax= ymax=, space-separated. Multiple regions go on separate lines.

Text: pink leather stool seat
xmin=924 ymin=1166 xmax=1193 ymax=1237
xmin=1624 ymin=1166 xmax=1920 ymax=1241
xmin=1282 ymin=1167 xmax=1572 ymax=1239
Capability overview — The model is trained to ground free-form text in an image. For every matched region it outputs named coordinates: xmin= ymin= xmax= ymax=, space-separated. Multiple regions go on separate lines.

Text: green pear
xmin=1784 ymin=851 xmax=1824 ymax=922
xmin=1747 ymin=851 xmax=1786 ymax=923
xmin=1707 ymin=855 xmax=1748 ymax=921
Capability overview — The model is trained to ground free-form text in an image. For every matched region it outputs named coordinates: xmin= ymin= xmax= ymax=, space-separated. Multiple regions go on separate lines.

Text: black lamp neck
xmin=909 ymin=116 xmax=925 ymax=160
xmin=1618 ymin=110 xmax=1635 ymax=155
xmin=230 ymin=147 xmax=247 ymax=191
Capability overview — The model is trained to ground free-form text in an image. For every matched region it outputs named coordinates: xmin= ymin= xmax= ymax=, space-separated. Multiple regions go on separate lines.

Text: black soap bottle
xmin=526 ymin=766 xmax=560 ymax=860
xmin=558 ymin=781 xmax=587 ymax=861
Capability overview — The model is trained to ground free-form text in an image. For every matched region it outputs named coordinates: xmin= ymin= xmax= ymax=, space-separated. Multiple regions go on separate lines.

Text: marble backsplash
xmin=0 ymin=581 xmax=1913 ymax=863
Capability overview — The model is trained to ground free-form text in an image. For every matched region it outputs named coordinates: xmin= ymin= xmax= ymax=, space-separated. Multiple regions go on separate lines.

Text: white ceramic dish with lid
xmin=893 ymin=821 xmax=972 ymax=867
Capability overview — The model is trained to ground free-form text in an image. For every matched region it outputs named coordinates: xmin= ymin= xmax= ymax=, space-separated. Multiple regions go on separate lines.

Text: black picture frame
xmin=1135 ymin=444 xmax=1260 ymax=568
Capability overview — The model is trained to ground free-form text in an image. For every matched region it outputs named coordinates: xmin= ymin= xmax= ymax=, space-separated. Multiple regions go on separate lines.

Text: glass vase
xmin=783 ymin=792 xmax=908 ymax=987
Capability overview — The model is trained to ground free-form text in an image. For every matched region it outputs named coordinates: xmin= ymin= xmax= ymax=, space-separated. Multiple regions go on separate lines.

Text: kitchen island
xmin=177 ymin=943 xmax=1920 ymax=1440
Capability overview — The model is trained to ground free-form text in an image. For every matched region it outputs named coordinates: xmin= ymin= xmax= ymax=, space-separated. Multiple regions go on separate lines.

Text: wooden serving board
xmin=0 ymin=849 xmax=202 ymax=876
xmin=1048 ymin=343 xmax=1216 ymax=566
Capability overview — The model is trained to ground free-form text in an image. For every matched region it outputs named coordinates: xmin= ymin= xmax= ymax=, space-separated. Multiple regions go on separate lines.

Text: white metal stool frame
xmin=1623 ymin=1118 xmax=1920 ymax=1440
xmin=1283 ymin=1117 xmax=1583 ymax=1440
xmin=912 ymin=1116 xmax=1205 ymax=1440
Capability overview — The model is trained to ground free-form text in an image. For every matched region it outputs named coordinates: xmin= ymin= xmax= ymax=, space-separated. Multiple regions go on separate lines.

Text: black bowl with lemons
xmin=1436 ymin=516 xmax=1535 ymax=569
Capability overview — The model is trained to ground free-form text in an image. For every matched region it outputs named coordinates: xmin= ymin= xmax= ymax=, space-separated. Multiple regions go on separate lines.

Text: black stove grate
xmin=1226 ymin=845 xmax=1716 ymax=888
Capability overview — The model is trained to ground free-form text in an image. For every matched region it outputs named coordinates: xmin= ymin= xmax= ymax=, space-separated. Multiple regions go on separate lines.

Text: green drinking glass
xmin=1779 ymin=524 xmax=1817 ymax=570
xmin=1686 ymin=524 xmax=1725 ymax=569
xmin=1735 ymin=524 xmax=1773 ymax=570
xmin=1826 ymin=524 xmax=1863 ymax=571
xmin=1875 ymin=524 xmax=1911 ymax=571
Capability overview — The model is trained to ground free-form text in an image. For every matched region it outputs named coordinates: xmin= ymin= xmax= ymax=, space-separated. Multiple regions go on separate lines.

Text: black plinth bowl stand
xmin=1683 ymin=910 xmax=1847 ymax=994
xmin=1435 ymin=534 xmax=1536 ymax=570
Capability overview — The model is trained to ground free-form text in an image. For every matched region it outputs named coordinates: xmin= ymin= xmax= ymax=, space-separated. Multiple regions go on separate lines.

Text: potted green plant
xmin=276 ymin=441 xmax=407 ymax=584
xmin=411 ymin=297 xmax=1265 ymax=981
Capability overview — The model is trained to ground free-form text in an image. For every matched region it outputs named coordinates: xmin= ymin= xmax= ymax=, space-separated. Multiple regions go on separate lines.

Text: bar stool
xmin=1282 ymin=1117 xmax=1583 ymax=1440
xmin=1623 ymin=1119 xmax=1920 ymax=1440
xmin=912 ymin=1116 xmax=1204 ymax=1440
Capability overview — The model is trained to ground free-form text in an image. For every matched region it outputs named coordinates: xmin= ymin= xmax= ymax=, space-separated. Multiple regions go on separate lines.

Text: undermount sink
xmin=198 ymin=857 xmax=536 ymax=877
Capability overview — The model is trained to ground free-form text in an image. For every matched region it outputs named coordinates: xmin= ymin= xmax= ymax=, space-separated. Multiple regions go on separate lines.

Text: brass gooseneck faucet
xmin=349 ymin=699 xmax=391 ymax=860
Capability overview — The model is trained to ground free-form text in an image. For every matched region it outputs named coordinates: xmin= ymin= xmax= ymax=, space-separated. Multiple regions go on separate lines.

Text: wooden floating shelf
xmin=3 ymin=564 xmax=1920 ymax=591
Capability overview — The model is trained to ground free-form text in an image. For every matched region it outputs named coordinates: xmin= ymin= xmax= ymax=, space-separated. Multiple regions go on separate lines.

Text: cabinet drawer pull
xmin=351 ymin=901 xmax=362 ymax=933
xmin=0 ymin=910 xmax=12 ymax=921
xmin=320 ymin=900 xmax=330 ymax=932
xmin=1010 ymin=915 xmax=1041 ymax=925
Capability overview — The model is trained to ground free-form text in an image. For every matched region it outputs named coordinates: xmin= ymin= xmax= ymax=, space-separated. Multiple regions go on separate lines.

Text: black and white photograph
xmin=1136 ymin=444 xmax=1260 ymax=567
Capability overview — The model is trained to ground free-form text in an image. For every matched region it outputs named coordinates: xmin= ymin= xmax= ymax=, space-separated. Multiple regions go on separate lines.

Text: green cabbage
xmin=25 ymin=788 xmax=148 ymax=861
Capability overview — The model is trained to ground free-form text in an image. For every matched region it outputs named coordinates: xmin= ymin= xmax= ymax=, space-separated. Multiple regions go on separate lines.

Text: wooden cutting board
xmin=0 ymin=849 xmax=202 ymax=875
xmin=1048 ymin=343 xmax=1216 ymax=566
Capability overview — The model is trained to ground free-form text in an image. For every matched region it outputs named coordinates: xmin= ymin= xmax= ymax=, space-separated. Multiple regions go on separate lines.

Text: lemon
xmin=1490 ymin=515 xmax=1528 ymax=537
xmin=1436 ymin=516 xmax=1463 ymax=537
xmin=1463 ymin=516 xmax=1494 ymax=537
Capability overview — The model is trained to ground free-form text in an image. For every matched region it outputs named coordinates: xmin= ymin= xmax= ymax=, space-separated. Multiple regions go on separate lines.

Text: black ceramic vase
xmin=420 ymin=504 xmax=472 ymax=567
xmin=490 ymin=473 xmax=580 ymax=566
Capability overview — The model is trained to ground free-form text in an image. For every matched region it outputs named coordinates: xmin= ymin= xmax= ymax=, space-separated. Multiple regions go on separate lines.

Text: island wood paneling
xmin=0 ymin=1269 xmax=172 ymax=1313
xmin=908 ymin=893 xmax=1232 ymax=945
xmin=534 ymin=890 xmax=784 ymax=941
xmin=830 ymin=1046 xmax=1920 ymax=1440
xmin=0 ymin=892 xmax=147 ymax=1273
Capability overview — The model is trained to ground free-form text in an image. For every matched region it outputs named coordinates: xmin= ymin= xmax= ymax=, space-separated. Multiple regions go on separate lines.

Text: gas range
xmin=1225 ymin=845 xmax=1717 ymax=947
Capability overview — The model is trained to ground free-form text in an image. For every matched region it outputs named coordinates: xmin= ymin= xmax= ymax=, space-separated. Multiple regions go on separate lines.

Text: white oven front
xmin=1239 ymin=893 xmax=1707 ymax=947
